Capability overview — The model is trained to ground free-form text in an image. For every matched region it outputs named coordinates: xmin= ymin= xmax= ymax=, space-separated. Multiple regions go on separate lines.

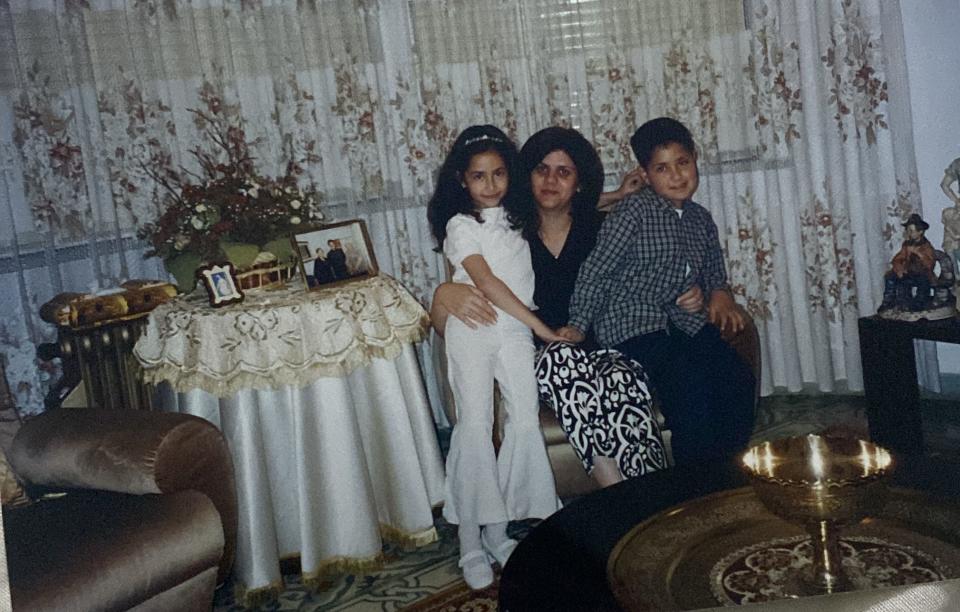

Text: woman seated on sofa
xmin=432 ymin=127 xmax=705 ymax=487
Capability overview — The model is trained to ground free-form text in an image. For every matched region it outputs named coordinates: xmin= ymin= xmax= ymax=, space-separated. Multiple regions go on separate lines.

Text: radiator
xmin=39 ymin=280 xmax=178 ymax=411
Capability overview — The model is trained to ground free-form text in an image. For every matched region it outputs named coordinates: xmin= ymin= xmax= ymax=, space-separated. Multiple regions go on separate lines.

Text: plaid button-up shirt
xmin=567 ymin=186 xmax=729 ymax=347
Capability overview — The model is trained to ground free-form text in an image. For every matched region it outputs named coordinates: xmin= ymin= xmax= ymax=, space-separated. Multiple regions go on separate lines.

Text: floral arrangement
xmin=138 ymin=109 xmax=324 ymax=290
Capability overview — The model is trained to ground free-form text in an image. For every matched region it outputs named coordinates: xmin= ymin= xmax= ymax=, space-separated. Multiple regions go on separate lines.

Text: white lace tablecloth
xmin=134 ymin=274 xmax=430 ymax=396
xmin=134 ymin=275 xmax=445 ymax=602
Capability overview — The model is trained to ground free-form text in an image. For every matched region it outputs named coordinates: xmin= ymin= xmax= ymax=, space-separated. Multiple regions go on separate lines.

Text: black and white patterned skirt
xmin=535 ymin=342 xmax=667 ymax=478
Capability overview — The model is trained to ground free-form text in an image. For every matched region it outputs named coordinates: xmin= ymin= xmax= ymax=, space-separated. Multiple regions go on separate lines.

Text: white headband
xmin=463 ymin=134 xmax=506 ymax=147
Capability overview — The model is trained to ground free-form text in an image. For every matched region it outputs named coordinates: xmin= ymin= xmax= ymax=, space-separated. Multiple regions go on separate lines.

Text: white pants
xmin=442 ymin=315 xmax=559 ymax=525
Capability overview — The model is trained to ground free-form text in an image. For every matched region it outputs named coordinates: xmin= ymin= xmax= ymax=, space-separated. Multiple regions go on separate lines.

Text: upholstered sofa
xmin=4 ymin=408 xmax=238 ymax=612
xmin=438 ymin=310 xmax=762 ymax=499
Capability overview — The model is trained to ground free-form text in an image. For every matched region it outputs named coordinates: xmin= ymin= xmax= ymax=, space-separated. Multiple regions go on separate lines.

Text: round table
xmin=134 ymin=274 xmax=445 ymax=604
xmin=499 ymin=453 xmax=960 ymax=611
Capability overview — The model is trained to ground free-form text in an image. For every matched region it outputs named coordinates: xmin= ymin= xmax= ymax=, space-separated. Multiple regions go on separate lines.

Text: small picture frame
xmin=196 ymin=262 xmax=245 ymax=307
xmin=296 ymin=241 xmax=312 ymax=261
xmin=291 ymin=219 xmax=379 ymax=290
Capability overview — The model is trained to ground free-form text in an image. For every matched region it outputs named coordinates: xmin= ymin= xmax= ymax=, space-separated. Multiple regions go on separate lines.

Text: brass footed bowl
xmin=742 ymin=435 xmax=894 ymax=594
xmin=744 ymin=435 xmax=893 ymax=524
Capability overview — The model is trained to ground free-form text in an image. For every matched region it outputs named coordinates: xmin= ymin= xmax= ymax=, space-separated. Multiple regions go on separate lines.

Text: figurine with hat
xmin=878 ymin=212 xmax=955 ymax=320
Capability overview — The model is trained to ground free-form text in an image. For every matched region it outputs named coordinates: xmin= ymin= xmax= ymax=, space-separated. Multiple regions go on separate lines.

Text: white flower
xmin=247 ymin=187 xmax=259 ymax=198
xmin=195 ymin=203 xmax=207 ymax=213
xmin=290 ymin=199 xmax=302 ymax=210
xmin=190 ymin=216 xmax=205 ymax=230
xmin=290 ymin=216 xmax=302 ymax=225
xmin=174 ymin=234 xmax=189 ymax=250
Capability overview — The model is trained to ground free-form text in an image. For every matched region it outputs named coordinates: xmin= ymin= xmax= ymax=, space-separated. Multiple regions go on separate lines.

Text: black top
xmin=327 ymin=248 xmax=348 ymax=279
xmin=529 ymin=211 xmax=605 ymax=330
xmin=313 ymin=258 xmax=335 ymax=284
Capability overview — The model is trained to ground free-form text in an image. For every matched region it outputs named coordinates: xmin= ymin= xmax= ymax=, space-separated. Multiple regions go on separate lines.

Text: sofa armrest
xmin=9 ymin=409 xmax=237 ymax=583
xmin=721 ymin=307 xmax=762 ymax=397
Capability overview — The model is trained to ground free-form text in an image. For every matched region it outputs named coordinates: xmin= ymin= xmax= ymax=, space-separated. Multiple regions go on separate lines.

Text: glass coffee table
xmin=499 ymin=453 xmax=960 ymax=611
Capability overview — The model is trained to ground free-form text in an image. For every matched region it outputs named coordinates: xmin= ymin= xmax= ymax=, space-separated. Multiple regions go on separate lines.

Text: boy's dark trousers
xmin=615 ymin=322 xmax=756 ymax=466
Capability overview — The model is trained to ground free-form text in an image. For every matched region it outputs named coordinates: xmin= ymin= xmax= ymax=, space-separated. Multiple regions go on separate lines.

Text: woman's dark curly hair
xmin=517 ymin=127 xmax=605 ymax=241
xmin=427 ymin=125 xmax=525 ymax=251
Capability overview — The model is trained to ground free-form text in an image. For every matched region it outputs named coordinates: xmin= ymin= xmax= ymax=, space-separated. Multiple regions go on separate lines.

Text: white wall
xmin=900 ymin=1 xmax=960 ymax=373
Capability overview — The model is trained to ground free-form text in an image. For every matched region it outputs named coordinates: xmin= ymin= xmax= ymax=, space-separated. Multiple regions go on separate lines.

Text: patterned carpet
xmin=215 ymin=519 xmax=464 ymax=611
xmin=213 ymin=393 xmax=960 ymax=611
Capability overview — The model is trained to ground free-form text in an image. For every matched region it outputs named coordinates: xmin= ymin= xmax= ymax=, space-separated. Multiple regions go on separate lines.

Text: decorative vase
xmin=163 ymin=252 xmax=204 ymax=294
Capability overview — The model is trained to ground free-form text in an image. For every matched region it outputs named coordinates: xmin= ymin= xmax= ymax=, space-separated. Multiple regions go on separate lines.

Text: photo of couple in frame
xmin=292 ymin=219 xmax=378 ymax=290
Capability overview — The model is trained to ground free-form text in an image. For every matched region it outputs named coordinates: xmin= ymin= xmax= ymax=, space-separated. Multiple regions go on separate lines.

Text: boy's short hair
xmin=629 ymin=117 xmax=696 ymax=168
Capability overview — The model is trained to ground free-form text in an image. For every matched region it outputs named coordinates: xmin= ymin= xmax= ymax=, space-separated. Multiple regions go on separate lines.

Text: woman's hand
xmin=555 ymin=325 xmax=586 ymax=344
xmin=431 ymin=282 xmax=497 ymax=335
xmin=598 ymin=167 xmax=647 ymax=211
xmin=675 ymin=285 xmax=704 ymax=313
xmin=707 ymin=289 xmax=746 ymax=335
xmin=440 ymin=283 xmax=498 ymax=329
xmin=616 ymin=167 xmax=646 ymax=199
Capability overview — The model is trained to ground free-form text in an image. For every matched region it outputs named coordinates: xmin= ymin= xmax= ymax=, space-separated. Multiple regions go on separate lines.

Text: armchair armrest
xmin=723 ymin=304 xmax=763 ymax=411
xmin=9 ymin=409 xmax=237 ymax=583
xmin=720 ymin=306 xmax=762 ymax=405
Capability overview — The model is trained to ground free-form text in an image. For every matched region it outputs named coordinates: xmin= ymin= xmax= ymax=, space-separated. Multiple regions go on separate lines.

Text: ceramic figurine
xmin=879 ymin=213 xmax=955 ymax=321
xmin=941 ymin=156 xmax=960 ymax=309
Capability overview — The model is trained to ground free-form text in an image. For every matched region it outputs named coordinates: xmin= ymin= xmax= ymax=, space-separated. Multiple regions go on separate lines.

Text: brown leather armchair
xmin=4 ymin=409 xmax=238 ymax=612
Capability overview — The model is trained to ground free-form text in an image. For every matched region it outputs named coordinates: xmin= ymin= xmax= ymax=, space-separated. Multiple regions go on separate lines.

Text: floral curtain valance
xmin=0 ymin=0 xmax=920 ymax=414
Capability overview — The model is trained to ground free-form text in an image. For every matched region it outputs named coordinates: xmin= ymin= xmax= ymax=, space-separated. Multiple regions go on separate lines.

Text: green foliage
xmin=262 ymin=237 xmax=296 ymax=263
xmin=220 ymin=241 xmax=261 ymax=270
xmin=164 ymin=252 xmax=203 ymax=293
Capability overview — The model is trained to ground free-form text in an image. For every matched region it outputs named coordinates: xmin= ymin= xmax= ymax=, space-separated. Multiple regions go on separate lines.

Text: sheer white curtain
xmin=0 ymin=0 xmax=449 ymax=414
xmin=410 ymin=0 xmax=922 ymax=396
xmin=0 ymin=0 xmax=923 ymax=414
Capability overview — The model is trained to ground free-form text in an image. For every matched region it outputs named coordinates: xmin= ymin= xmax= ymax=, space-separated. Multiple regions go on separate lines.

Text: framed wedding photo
xmin=291 ymin=219 xmax=379 ymax=290
xmin=197 ymin=262 xmax=245 ymax=308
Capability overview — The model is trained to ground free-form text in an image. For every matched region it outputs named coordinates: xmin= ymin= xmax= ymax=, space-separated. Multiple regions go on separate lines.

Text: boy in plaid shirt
xmin=559 ymin=117 xmax=755 ymax=466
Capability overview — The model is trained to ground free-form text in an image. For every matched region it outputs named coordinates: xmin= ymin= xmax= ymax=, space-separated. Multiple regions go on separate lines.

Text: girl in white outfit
xmin=427 ymin=125 xmax=561 ymax=590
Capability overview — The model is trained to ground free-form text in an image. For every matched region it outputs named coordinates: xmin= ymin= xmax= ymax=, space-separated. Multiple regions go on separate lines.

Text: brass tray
xmin=607 ymin=487 xmax=960 ymax=611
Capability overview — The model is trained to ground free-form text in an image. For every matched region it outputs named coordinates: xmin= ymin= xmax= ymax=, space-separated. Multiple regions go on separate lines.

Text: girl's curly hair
xmin=427 ymin=125 xmax=526 ymax=251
